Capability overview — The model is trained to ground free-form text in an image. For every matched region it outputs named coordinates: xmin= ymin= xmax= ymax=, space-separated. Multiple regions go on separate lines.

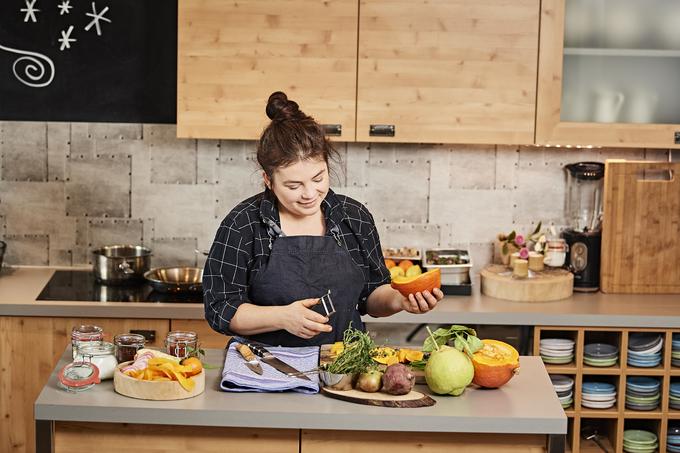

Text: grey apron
xmin=248 ymin=226 xmax=365 ymax=347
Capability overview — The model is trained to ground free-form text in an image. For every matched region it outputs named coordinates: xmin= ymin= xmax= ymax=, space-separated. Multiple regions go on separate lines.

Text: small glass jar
xmin=165 ymin=331 xmax=198 ymax=359
xmin=71 ymin=325 xmax=104 ymax=359
xmin=113 ymin=333 xmax=146 ymax=363
xmin=75 ymin=341 xmax=118 ymax=380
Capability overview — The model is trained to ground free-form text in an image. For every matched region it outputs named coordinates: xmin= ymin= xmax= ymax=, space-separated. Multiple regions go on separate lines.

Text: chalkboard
xmin=0 ymin=0 xmax=177 ymax=123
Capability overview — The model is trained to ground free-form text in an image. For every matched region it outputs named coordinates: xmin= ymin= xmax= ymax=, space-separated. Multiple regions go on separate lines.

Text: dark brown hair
xmin=257 ymin=91 xmax=339 ymax=179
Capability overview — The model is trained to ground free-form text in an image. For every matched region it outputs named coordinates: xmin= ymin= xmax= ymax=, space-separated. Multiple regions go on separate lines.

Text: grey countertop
xmin=4 ymin=266 xmax=680 ymax=327
xmin=35 ymin=348 xmax=567 ymax=434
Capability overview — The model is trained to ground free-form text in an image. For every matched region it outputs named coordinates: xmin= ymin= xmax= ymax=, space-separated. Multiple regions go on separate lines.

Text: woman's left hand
xmin=401 ymin=287 xmax=444 ymax=314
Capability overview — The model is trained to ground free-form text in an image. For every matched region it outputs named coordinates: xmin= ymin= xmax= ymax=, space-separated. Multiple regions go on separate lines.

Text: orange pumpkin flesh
xmin=391 ymin=268 xmax=441 ymax=297
xmin=471 ymin=339 xmax=520 ymax=389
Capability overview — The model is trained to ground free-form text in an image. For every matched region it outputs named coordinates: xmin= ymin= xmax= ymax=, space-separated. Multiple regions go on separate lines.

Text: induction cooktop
xmin=37 ymin=270 xmax=202 ymax=303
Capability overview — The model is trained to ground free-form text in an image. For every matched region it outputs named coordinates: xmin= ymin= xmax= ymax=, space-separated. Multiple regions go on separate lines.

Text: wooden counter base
xmin=51 ymin=422 xmax=557 ymax=453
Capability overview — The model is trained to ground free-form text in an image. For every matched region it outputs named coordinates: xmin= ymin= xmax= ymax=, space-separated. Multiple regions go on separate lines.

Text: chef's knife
xmin=245 ymin=341 xmax=311 ymax=381
xmin=235 ymin=343 xmax=263 ymax=375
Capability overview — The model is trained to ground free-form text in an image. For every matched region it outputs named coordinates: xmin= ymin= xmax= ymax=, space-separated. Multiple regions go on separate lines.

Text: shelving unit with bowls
xmin=534 ymin=326 xmax=679 ymax=452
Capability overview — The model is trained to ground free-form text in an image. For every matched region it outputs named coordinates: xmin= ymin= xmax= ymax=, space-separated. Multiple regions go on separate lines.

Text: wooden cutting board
xmin=480 ymin=264 xmax=573 ymax=302
xmin=321 ymin=387 xmax=435 ymax=408
xmin=601 ymin=160 xmax=680 ymax=293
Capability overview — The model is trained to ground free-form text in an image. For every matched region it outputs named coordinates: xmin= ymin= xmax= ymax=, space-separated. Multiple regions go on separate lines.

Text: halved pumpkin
xmin=471 ymin=339 xmax=520 ymax=389
xmin=391 ymin=268 xmax=441 ymax=297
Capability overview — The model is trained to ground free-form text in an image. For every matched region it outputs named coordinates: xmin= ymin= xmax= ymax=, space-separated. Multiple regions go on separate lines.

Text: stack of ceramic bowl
xmin=672 ymin=333 xmax=680 ymax=367
xmin=584 ymin=342 xmax=618 ymax=367
xmin=668 ymin=422 xmax=680 ymax=453
xmin=670 ymin=382 xmax=680 ymax=410
xmin=581 ymin=381 xmax=616 ymax=409
xmin=622 ymin=429 xmax=658 ymax=453
xmin=625 ymin=376 xmax=660 ymax=411
xmin=550 ymin=374 xmax=574 ymax=409
xmin=540 ymin=338 xmax=575 ymax=365
xmin=627 ymin=333 xmax=663 ymax=368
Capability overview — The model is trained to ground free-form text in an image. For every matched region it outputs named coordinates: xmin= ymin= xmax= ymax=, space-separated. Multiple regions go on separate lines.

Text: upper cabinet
xmin=356 ymin=0 xmax=540 ymax=144
xmin=177 ymin=0 xmax=358 ymax=140
xmin=536 ymin=0 xmax=680 ymax=148
xmin=177 ymin=0 xmax=540 ymax=145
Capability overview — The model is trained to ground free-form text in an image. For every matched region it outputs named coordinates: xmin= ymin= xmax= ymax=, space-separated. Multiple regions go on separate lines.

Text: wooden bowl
xmin=113 ymin=362 xmax=205 ymax=400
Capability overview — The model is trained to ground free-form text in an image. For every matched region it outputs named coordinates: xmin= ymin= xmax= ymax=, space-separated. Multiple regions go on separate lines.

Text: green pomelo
xmin=425 ymin=346 xmax=474 ymax=396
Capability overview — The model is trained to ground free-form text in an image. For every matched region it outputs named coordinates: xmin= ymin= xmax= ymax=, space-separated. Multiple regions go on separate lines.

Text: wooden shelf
xmin=580 ymin=407 xmax=619 ymax=418
xmin=582 ymin=365 xmax=621 ymax=375
xmin=545 ymin=364 xmax=577 ymax=374
xmin=536 ymin=325 xmax=680 ymax=453
xmin=563 ymin=47 xmax=680 ymax=58
xmin=579 ymin=436 xmax=615 ymax=453
xmin=624 ymin=366 xmax=666 ymax=375
xmin=622 ymin=410 xmax=663 ymax=419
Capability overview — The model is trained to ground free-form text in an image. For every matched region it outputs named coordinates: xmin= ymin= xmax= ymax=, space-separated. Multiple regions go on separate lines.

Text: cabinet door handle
xmin=322 ymin=124 xmax=342 ymax=136
xmin=130 ymin=329 xmax=156 ymax=342
xmin=369 ymin=124 xmax=395 ymax=137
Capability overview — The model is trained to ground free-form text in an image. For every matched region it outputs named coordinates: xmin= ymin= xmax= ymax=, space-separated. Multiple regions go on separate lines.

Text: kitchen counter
xmin=3 ymin=266 xmax=680 ymax=327
xmin=34 ymin=348 xmax=566 ymax=452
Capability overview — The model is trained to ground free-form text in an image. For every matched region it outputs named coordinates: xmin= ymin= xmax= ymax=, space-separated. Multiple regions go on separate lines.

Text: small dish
xmin=628 ymin=333 xmax=663 ymax=352
xmin=623 ymin=429 xmax=658 ymax=445
xmin=318 ymin=370 xmax=355 ymax=391
xmin=582 ymin=381 xmax=616 ymax=393
xmin=584 ymin=342 xmax=619 ymax=358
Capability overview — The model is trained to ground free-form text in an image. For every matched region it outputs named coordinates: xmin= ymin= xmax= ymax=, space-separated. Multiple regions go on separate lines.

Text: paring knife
xmin=235 ymin=343 xmax=263 ymax=375
xmin=245 ymin=341 xmax=311 ymax=381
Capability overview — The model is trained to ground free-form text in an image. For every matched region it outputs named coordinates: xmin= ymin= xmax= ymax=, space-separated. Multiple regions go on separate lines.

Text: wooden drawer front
xmin=357 ymin=0 xmax=539 ymax=144
xmin=178 ymin=0 xmax=358 ymax=140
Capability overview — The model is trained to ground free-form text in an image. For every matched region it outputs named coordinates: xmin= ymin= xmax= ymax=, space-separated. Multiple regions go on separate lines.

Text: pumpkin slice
xmin=471 ymin=339 xmax=520 ymax=389
xmin=391 ymin=268 xmax=441 ymax=297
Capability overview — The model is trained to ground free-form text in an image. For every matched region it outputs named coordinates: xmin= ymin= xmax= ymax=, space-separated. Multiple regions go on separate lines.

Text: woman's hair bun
xmin=265 ymin=91 xmax=302 ymax=121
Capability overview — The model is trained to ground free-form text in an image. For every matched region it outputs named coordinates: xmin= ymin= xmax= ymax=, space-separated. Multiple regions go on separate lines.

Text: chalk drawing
xmin=58 ymin=26 xmax=76 ymax=51
xmin=20 ymin=0 xmax=40 ymax=23
xmin=57 ymin=0 xmax=72 ymax=16
xmin=0 ymin=44 xmax=55 ymax=87
xmin=84 ymin=2 xmax=111 ymax=36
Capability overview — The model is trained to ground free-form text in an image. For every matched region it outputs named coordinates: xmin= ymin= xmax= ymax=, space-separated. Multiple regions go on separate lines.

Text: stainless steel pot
xmin=143 ymin=267 xmax=203 ymax=293
xmin=92 ymin=245 xmax=152 ymax=284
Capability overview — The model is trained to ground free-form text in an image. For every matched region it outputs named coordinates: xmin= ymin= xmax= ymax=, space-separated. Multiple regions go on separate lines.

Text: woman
xmin=203 ymin=91 xmax=444 ymax=347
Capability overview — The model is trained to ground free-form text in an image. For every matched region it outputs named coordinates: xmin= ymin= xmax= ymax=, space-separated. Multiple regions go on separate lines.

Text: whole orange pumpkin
xmin=391 ymin=268 xmax=441 ymax=297
xmin=471 ymin=339 xmax=520 ymax=388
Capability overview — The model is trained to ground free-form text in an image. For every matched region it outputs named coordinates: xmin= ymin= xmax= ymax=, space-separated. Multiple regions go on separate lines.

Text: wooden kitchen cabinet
xmin=536 ymin=0 xmax=680 ymax=148
xmin=0 ymin=316 xmax=169 ymax=453
xmin=177 ymin=0 xmax=358 ymax=140
xmin=356 ymin=0 xmax=540 ymax=144
xmin=177 ymin=0 xmax=540 ymax=145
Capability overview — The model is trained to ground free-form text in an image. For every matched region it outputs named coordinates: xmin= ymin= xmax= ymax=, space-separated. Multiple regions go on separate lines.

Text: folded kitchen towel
xmin=220 ymin=341 xmax=320 ymax=394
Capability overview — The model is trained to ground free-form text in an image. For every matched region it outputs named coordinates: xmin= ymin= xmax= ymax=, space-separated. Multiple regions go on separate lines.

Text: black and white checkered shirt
xmin=203 ymin=188 xmax=391 ymax=335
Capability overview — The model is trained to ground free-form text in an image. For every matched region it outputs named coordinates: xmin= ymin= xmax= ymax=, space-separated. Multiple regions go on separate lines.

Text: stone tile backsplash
xmin=0 ymin=121 xmax=669 ymax=274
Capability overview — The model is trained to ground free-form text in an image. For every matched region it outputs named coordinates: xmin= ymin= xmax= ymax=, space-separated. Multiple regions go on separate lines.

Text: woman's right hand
xmin=280 ymin=298 xmax=332 ymax=339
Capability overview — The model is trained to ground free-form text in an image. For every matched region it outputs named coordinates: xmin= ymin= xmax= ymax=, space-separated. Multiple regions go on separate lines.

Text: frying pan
xmin=143 ymin=267 xmax=203 ymax=293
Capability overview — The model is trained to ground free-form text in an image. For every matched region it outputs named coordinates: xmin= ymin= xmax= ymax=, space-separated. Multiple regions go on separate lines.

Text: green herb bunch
xmin=326 ymin=325 xmax=375 ymax=374
xmin=409 ymin=325 xmax=484 ymax=370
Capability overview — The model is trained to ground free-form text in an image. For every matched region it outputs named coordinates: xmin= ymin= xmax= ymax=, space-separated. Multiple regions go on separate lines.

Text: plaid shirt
xmin=203 ymin=188 xmax=391 ymax=335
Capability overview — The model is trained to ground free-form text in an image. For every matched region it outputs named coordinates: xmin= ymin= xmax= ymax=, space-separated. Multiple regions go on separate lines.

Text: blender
xmin=562 ymin=162 xmax=605 ymax=292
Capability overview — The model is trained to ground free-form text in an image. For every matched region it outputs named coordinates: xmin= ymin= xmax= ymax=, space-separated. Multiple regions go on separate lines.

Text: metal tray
xmin=423 ymin=249 xmax=472 ymax=285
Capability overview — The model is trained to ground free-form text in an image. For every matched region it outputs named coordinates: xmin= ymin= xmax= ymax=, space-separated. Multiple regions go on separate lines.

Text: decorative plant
xmin=497 ymin=222 xmax=547 ymax=261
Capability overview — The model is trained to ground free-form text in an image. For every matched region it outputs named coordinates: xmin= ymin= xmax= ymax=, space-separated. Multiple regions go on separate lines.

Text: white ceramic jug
xmin=592 ymin=90 xmax=625 ymax=123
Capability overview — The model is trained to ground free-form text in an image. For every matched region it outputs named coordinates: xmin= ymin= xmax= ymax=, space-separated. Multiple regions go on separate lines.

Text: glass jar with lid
xmin=75 ymin=341 xmax=118 ymax=380
xmin=71 ymin=325 xmax=104 ymax=359
xmin=165 ymin=331 xmax=198 ymax=359
xmin=113 ymin=333 xmax=146 ymax=363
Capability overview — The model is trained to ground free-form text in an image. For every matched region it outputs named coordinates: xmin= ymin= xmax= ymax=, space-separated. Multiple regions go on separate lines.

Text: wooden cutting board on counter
xmin=601 ymin=160 xmax=680 ymax=293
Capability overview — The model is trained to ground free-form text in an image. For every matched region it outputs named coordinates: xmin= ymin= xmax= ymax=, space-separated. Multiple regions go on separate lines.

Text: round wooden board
xmin=320 ymin=387 xmax=436 ymax=408
xmin=113 ymin=362 xmax=205 ymax=400
xmin=480 ymin=264 xmax=573 ymax=302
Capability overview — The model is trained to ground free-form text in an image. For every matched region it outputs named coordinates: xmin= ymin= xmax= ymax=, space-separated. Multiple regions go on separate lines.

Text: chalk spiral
xmin=0 ymin=43 xmax=55 ymax=87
